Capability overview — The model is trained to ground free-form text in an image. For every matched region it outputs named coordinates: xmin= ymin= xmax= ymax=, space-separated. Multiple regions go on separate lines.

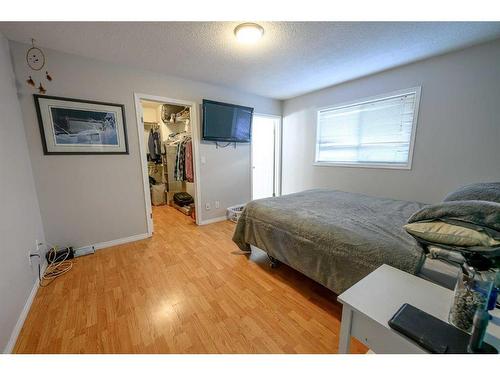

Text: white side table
xmin=337 ymin=264 xmax=499 ymax=354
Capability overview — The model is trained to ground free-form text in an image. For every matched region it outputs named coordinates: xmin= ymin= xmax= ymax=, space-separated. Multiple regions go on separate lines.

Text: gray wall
xmin=0 ymin=33 xmax=45 ymax=353
xmin=9 ymin=41 xmax=281 ymax=248
xmin=282 ymin=39 xmax=500 ymax=203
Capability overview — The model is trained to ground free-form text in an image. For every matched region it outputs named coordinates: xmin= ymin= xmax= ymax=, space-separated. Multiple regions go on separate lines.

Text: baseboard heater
xmin=45 ymin=245 xmax=95 ymax=263
xmin=74 ymin=245 xmax=96 ymax=258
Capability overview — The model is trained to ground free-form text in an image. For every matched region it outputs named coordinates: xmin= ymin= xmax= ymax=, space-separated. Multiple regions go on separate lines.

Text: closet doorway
xmin=134 ymin=94 xmax=201 ymax=235
xmin=251 ymin=114 xmax=281 ymax=200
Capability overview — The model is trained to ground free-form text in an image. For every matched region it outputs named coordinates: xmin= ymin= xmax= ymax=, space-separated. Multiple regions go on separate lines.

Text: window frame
xmin=313 ymin=86 xmax=422 ymax=170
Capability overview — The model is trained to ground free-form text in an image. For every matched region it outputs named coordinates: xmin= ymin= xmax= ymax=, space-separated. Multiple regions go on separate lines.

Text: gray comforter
xmin=233 ymin=189 xmax=426 ymax=294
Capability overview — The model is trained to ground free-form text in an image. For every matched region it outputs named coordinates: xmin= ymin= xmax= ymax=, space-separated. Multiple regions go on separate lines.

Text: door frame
xmin=250 ymin=113 xmax=282 ymax=200
xmin=134 ymin=93 xmax=202 ymax=236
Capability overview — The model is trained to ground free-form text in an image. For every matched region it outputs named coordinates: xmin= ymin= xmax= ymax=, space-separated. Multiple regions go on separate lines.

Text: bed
xmin=233 ymin=189 xmax=441 ymax=294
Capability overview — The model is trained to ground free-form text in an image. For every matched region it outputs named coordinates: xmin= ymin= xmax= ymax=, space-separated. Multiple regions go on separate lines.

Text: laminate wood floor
xmin=14 ymin=205 xmax=367 ymax=353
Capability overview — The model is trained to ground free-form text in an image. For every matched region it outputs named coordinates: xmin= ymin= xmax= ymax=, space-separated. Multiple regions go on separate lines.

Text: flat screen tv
xmin=202 ymin=99 xmax=253 ymax=143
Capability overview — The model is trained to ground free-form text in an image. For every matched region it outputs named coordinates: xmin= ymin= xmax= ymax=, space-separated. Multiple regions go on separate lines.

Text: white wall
xmin=282 ymin=39 xmax=500 ymax=203
xmin=9 ymin=41 xmax=281 ymax=248
xmin=0 ymin=33 xmax=45 ymax=353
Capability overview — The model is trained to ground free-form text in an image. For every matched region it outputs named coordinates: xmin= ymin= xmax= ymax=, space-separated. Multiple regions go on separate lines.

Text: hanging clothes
xmin=174 ymin=136 xmax=193 ymax=182
xmin=148 ymin=129 xmax=162 ymax=164
xmin=185 ymin=139 xmax=194 ymax=183
xmin=174 ymin=137 xmax=186 ymax=181
xmin=148 ymin=129 xmax=155 ymax=158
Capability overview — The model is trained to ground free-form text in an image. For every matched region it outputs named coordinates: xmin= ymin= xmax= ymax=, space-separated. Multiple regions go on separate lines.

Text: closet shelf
xmin=167 ymin=120 xmax=189 ymax=125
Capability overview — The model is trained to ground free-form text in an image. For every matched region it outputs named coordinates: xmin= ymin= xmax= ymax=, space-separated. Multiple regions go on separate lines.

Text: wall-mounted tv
xmin=202 ymin=99 xmax=253 ymax=143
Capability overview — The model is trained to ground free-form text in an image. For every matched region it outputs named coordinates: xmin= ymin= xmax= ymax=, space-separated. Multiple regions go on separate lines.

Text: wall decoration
xmin=25 ymin=39 xmax=53 ymax=94
xmin=37 ymin=83 xmax=46 ymax=95
xmin=26 ymin=75 xmax=35 ymax=87
xmin=34 ymin=95 xmax=129 ymax=155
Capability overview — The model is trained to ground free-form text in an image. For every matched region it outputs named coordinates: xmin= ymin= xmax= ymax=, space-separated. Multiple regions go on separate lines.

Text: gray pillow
xmin=444 ymin=182 xmax=500 ymax=204
xmin=407 ymin=200 xmax=500 ymax=254
xmin=408 ymin=200 xmax=500 ymax=234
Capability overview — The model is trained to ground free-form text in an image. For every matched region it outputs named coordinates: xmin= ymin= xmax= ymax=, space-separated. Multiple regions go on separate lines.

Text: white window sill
xmin=313 ymin=161 xmax=412 ymax=170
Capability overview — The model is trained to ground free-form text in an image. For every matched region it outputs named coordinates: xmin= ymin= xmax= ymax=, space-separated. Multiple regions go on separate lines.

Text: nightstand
xmin=337 ymin=264 xmax=499 ymax=354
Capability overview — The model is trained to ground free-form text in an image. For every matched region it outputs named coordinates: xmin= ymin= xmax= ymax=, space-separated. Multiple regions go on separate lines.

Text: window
xmin=315 ymin=87 xmax=421 ymax=169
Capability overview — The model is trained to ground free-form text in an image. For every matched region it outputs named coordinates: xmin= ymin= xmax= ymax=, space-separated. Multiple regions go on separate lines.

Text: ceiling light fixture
xmin=234 ymin=23 xmax=264 ymax=44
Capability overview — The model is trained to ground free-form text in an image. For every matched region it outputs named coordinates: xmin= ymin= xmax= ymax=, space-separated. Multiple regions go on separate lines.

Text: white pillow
xmin=404 ymin=221 xmax=500 ymax=247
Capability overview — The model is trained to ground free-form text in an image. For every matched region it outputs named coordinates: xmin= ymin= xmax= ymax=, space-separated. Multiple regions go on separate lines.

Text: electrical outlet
xmin=28 ymin=240 xmax=42 ymax=266
xmin=205 ymin=202 xmax=211 ymax=210
xmin=215 ymin=201 xmax=220 ymax=209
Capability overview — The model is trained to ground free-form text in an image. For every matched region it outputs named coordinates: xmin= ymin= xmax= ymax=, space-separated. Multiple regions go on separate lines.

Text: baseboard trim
xmin=199 ymin=216 xmax=227 ymax=225
xmin=3 ymin=275 xmax=40 ymax=353
xmin=93 ymin=233 xmax=150 ymax=250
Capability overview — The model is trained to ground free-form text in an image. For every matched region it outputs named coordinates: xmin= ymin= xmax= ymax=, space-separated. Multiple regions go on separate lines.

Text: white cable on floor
xmin=39 ymin=244 xmax=73 ymax=287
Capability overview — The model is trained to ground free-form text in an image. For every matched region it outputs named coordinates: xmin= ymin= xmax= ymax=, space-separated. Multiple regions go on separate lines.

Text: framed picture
xmin=34 ymin=95 xmax=129 ymax=155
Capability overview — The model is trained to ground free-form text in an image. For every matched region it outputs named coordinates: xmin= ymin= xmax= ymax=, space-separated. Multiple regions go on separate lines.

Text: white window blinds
xmin=315 ymin=88 xmax=420 ymax=168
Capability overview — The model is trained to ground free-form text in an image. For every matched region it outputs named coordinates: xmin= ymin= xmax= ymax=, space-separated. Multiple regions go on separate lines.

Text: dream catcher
xmin=25 ymin=39 xmax=53 ymax=94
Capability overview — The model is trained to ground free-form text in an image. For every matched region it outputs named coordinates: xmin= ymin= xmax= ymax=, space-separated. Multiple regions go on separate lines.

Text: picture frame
xmin=34 ymin=94 xmax=129 ymax=155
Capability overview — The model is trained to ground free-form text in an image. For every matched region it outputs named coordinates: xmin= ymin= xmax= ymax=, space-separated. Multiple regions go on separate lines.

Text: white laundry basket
xmin=151 ymin=184 xmax=166 ymax=206
xmin=227 ymin=204 xmax=246 ymax=223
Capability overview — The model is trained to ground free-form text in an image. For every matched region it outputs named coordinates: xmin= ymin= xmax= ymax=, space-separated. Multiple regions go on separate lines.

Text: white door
xmin=251 ymin=115 xmax=281 ymax=200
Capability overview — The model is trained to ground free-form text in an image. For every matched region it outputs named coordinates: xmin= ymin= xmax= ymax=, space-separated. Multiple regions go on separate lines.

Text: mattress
xmin=233 ymin=189 xmax=427 ymax=294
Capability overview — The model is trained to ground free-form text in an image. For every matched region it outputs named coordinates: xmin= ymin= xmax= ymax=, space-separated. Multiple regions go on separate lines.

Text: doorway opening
xmin=134 ymin=94 xmax=201 ymax=236
xmin=251 ymin=114 xmax=281 ymax=200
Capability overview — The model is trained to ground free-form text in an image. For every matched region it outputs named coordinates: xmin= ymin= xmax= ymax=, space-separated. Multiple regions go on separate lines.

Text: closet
xmin=141 ymin=100 xmax=195 ymax=220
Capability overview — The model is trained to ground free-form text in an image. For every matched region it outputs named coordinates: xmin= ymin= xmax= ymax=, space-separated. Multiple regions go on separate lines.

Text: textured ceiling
xmin=1 ymin=22 xmax=500 ymax=99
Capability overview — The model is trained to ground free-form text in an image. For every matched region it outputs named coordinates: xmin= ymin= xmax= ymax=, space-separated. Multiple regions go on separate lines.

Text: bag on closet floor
xmin=174 ymin=192 xmax=194 ymax=207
